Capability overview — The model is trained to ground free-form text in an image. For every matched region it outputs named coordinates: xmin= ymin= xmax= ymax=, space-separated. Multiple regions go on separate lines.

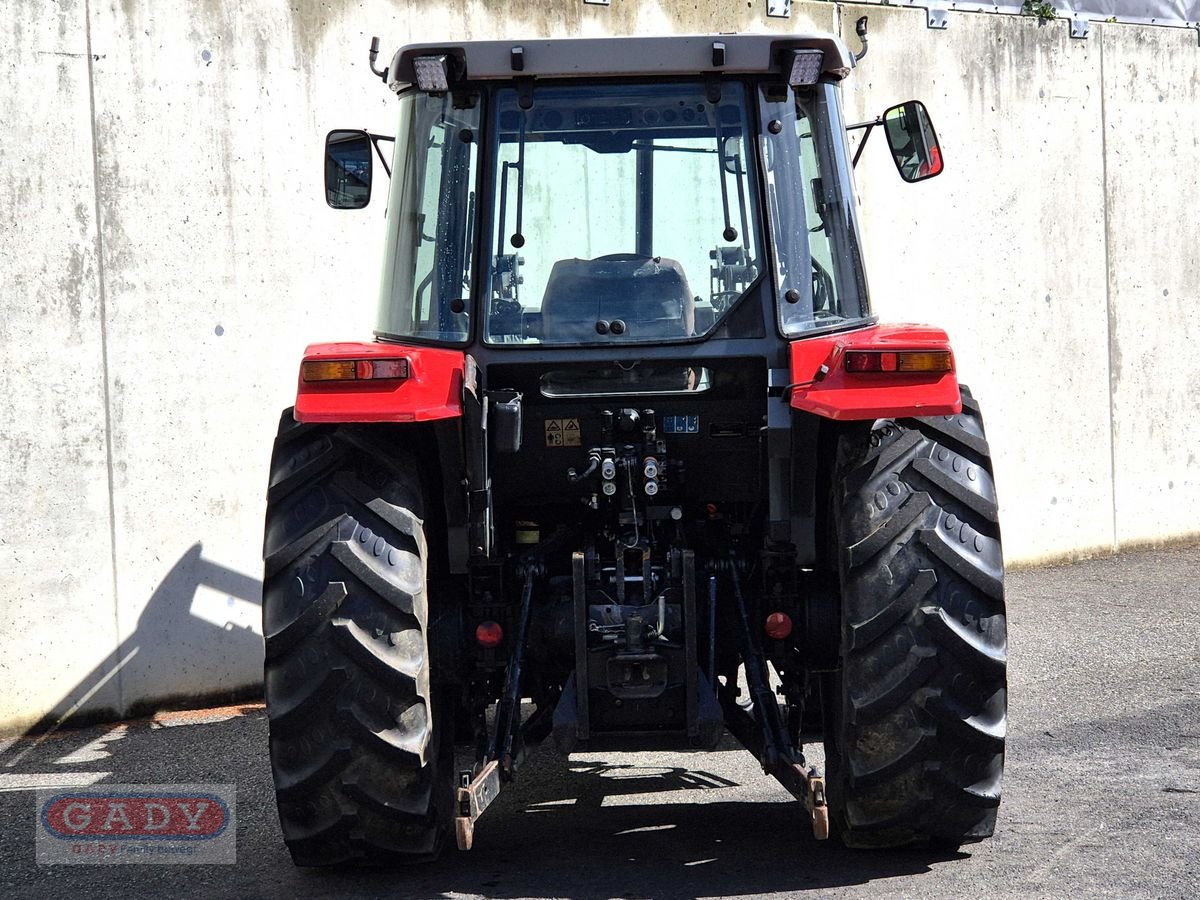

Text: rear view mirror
xmin=324 ymin=129 xmax=373 ymax=208
xmin=882 ymin=101 xmax=943 ymax=182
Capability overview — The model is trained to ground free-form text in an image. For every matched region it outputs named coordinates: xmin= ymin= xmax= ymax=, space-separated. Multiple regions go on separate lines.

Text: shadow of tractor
xmin=0 ymin=542 xmax=263 ymax=771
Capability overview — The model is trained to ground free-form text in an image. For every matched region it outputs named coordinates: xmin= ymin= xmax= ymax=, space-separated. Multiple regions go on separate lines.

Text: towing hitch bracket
xmin=454 ymin=761 xmax=501 ymax=850
xmin=460 ymin=563 xmax=539 ymax=850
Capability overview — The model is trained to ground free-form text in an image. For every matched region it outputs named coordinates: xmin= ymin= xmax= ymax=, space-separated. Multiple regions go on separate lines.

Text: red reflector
xmin=765 ymin=612 xmax=793 ymax=640
xmin=475 ymin=621 xmax=504 ymax=648
xmin=844 ymin=352 xmax=878 ymax=373
xmin=356 ymin=358 xmax=409 ymax=380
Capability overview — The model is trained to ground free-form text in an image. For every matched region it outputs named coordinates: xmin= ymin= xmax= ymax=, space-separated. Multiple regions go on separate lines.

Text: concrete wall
xmin=838 ymin=9 xmax=1200 ymax=562
xmin=1 ymin=0 xmax=1196 ymax=734
xmin=839 ymin=8 xmax=1117 ymax=563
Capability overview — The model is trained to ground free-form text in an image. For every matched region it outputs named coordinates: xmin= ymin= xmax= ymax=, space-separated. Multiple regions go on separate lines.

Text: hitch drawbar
xmin=455 ymin=761 xmax=501 ymax=851
xmin=779 ymin=761 xmax=830 ymax=841
xmin=810 ymin=769 xmax=830 ymax=840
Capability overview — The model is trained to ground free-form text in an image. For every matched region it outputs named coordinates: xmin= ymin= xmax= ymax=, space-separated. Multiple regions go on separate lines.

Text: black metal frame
xmin=848 ymin=116 xmax=882 ymax=168
xmin=366 ymin=132 xmax=395 ymax=176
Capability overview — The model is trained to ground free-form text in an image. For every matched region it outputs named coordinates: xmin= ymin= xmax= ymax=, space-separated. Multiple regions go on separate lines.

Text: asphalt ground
xmin=0 ymin=544 xmax=1197 ymax=899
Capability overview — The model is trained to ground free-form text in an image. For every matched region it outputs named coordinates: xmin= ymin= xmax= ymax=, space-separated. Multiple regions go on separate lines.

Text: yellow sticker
xmin=544 ymin=419 xmax=580 ymax=447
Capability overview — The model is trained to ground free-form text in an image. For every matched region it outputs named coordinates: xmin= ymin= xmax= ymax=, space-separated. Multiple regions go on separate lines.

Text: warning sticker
xmin=544 ymin=418 xmax=581 ymax=447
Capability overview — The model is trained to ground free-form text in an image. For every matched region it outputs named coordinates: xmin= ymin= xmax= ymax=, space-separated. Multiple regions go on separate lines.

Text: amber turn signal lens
xmin=897 ymin=351 xmax=953 ymax=372
xmin=844 ymin=350 xmax=952 ymax=374
xmin=301 ymin=359 xmax=357 ymax=382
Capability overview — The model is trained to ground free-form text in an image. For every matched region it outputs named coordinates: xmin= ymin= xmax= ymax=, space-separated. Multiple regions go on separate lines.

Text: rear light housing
xmin=301 ymin=358 xmax=409 ymax=382
xmin=844 ymin=350 xmax=953 ymax=374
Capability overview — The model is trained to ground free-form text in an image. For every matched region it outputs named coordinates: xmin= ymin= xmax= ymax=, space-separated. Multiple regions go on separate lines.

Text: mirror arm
xmin=368 ymin=37 xmax=389 ymax=82
xmin=846 ymin=117 xmax=883 ymax=131
xmin=367 ymin=133 xmax=395 ymax=178
xmin=849 ymin=119 xmax=881 ymax=168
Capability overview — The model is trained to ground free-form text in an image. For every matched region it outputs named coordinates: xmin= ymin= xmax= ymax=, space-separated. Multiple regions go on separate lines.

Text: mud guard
xmin=788 ymin=324 xmax=961 ymax=421
xmin=294 ymin=341 xmax=465 ymax=423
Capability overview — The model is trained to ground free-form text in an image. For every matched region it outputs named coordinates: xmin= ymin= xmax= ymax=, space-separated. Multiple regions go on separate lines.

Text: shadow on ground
xmin=0 ymin=543 xmax=263 ymax=770
xmin=0 ymin=707 xmax=968 ymax=899
xmin=4 ymin=547 xmax=1199 ymax=897
xmin=373 ymin=748 xmax=966 ymax=899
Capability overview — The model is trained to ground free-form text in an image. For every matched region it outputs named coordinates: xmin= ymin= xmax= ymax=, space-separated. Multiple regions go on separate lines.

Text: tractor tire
xmin=261 ymin=410 xmax=454 ymax=866
xmin=828 ymin=387 xmax=1006 ymax=848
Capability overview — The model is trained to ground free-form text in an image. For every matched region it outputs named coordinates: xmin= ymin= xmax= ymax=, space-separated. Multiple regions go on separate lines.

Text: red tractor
xmin=263 ymin=23 xmax=1006 ymax=865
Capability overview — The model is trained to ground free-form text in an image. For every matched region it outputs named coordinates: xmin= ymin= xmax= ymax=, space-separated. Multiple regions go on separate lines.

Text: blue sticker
xmin=662 ymin=415 xmax=698 ymax=434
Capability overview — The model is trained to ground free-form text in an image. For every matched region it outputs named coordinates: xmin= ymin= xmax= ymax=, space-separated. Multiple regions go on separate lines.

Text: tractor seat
xmin=540 ymin=254 xmax=695 ymax=342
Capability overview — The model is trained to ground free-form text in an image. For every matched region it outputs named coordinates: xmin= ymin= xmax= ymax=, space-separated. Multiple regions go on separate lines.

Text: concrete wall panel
xmin=1100 ymin=24 xmax=1200 ymax=547
xmin=43 ymin=0 xmax=841 ymax=723
xmin=0 ymin=0 xmax=121 ymax=731
xmin=839 ymin=7 xmax=1116 ymax=564
xmin=88 ymin=0 xmax=406 ymax=706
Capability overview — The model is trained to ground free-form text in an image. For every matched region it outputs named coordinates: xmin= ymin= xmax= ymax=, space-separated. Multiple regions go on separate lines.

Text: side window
xmin=377 ymin=95 xmax=479 ymax=343
xmin=795 ymin=111 xmax=836 ymax=301
xmin=411 ymin=124 xmax=477 ymax=335
xmin=759 ymin=83 xmax=867 ymax=334
xmin=410 ymin=131 xmax=444 ymax=331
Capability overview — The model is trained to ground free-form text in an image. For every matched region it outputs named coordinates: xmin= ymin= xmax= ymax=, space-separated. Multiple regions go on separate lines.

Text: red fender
xmin=294 ymin=342 xmax=465 ymax=423
xmin=788 ymin=324 xmax=961 ymax=421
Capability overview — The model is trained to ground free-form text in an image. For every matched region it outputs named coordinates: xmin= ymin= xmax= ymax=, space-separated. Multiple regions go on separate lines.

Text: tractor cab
xmin=324 ymin=34 xmax=942 ymax=351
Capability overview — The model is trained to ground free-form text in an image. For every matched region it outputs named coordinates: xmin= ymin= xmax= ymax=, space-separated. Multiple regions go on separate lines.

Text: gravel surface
xmin=1 ymin=544 xmax=1197 ymax=899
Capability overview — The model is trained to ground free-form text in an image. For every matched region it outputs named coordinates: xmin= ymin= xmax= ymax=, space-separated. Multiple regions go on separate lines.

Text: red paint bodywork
xmin=294 ymin=326 xmax=957 ymax=425
xmin=294 ymin=342 xmax=465 ymax=423
xmin=788 ymin=324 xmax=961 ymax=420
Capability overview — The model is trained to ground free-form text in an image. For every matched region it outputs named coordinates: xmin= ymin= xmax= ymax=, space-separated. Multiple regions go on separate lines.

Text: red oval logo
xmin=41 ymin=794 xmax=229 ymax=840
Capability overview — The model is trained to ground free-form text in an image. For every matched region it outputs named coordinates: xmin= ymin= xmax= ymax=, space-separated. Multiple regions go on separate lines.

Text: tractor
xmin=262 ymin=23 xmax=1007 ymax=865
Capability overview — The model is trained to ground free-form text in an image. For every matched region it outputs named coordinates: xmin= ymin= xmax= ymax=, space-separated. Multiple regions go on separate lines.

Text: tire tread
xmin=262 ymin=415 xmax=451 ymax=866
xmin=829 ymin=387 xmax=1007 ymax=849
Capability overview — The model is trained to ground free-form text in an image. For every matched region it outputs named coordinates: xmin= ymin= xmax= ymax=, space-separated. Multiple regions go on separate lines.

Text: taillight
xmin=844 ymin=350 xmax=952 ymax=374
xmin=301 ymin=357 xmax=410 ymax=382
xmin=765 ymin=612 xmax=793 ymax=640
xmin=475 ymin=621 xmax=504 ymax=648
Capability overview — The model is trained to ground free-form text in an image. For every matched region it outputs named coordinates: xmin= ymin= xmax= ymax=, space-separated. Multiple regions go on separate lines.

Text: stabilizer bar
xmin=723 ymin=558 xmax=829 ymax=840
xmin=460 ymin=564 xmax=538 ymax=851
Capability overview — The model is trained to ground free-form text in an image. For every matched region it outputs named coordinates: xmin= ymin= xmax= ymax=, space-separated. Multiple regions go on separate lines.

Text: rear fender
xmin=788 ymin=324 xmax=961 ymax=421
xmin=294 ymin=342 xmax=466 ymax=423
